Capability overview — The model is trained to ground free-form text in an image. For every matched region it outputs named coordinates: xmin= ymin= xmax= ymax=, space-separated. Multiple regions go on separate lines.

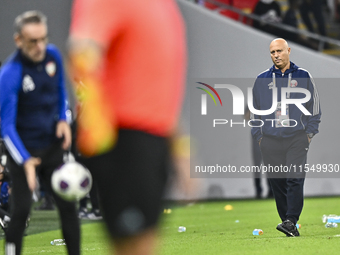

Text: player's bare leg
xmin=112 ymin=228 xmax=157 ymax=255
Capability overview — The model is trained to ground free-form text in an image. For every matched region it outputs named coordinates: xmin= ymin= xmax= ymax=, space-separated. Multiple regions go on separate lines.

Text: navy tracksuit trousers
xmin=260 ymin=131 xmax=309 ymax=224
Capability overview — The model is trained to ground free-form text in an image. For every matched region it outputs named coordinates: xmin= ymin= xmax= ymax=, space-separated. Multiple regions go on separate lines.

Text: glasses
xmin=20 ymin=35 xmax=48 ymax=46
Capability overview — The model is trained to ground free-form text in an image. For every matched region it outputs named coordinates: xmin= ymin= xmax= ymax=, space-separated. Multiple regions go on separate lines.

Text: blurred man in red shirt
xmin=68 ymin=1 xmax=187 ymax=254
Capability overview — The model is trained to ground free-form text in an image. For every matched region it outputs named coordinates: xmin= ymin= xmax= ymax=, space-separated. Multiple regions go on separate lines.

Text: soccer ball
xmin=51 ymin=161 xmax=92 ymax=201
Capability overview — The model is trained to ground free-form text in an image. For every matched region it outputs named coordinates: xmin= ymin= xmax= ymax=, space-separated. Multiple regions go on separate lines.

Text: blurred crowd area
xmin=190 ymin=0 xmax=340 ymax=54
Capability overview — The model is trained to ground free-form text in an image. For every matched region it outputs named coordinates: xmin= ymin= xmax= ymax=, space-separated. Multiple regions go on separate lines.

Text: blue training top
xmin=0 ymin=44 xmax=68 ymax=165
xmin=251 ymin=62 xmax=321 ymax=142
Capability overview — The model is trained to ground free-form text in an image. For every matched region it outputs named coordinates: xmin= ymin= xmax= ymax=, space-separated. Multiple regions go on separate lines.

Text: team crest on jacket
xmin=22 ymin=75 xmax=35 ymax=93
xmin=46 ymin=61 xmax=56 ymax=77
xmin=290 ymin=80 xmax=298 ymax=87
xmin=268 ymin=82 xmax=274 ymax=89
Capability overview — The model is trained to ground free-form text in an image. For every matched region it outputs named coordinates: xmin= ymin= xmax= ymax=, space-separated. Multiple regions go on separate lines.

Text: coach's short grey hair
xmin=14 ymin=10 xmax=47 ymax=34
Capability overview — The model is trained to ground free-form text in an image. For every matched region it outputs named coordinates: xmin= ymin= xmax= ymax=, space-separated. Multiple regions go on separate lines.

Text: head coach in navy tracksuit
xmin=251 ymin=38 xmax=321 ymax=237
xmin=0 ymin=11 xmax=80 ymax=255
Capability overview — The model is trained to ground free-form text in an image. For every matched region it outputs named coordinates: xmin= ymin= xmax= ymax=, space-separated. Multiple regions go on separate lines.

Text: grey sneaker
xmin=87 ymin=212 xmax=103 ymax=220
xmin=276 ymin=219 xmax=300 ymax=237
xmin=0 ymin=217 xmax=7 ymax=232
xmin=78 ymin=208 xmax=88 ymax=219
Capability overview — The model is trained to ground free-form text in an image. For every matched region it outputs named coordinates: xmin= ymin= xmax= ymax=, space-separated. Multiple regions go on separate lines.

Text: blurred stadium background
xmin=1 ymin=0 xmax=340 ymax=202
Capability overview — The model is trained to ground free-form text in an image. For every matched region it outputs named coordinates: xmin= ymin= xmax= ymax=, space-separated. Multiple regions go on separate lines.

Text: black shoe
xmin=276 ymin=220 xmax=300 ymax=237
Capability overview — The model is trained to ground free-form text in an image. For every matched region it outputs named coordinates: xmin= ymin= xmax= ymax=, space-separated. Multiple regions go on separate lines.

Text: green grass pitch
xmin=1 ymin=197 xmax=340 ymax=254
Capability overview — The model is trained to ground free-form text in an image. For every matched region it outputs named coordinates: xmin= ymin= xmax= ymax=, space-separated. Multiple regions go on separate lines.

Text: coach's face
xmin=15 ymin=22 xmax=48 ymax=63
xmin=269 ymin=39 xmax=291 ymax=71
